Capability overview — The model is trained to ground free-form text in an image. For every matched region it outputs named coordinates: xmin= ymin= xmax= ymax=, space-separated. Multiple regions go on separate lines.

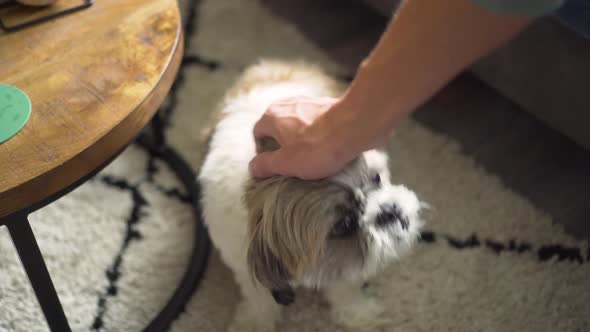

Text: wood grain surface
xmin=0 ymin=0 xmax=182 ymax=219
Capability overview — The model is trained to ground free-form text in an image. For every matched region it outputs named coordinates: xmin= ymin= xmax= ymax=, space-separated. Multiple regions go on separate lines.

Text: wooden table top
xmin=0 ymin=0 xmax=183 ymax=218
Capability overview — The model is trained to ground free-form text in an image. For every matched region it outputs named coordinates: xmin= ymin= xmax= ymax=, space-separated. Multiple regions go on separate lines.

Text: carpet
xmin=1 ymin=0 xmax=589 ymax=331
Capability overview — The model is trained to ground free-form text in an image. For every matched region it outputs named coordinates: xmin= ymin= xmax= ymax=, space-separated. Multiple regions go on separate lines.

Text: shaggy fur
xmin=198 ymin=60 xmax=424 ymax=332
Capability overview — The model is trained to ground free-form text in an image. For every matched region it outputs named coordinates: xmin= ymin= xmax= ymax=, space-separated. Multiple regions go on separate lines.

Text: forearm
xmin=331 ymin=0 xmax=532 ymax=156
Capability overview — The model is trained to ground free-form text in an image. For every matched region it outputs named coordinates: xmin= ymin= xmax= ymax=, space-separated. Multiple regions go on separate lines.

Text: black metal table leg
xmin=0 ymin=113 xmax=210 ymax=332
xmin=137 ymin=114 xmax=211 ymax=332
xmin=5 ymin=214 xmax=72 ymax=332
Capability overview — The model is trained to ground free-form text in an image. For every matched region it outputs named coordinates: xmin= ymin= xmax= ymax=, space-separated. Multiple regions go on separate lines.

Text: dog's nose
xmin=377 ymin=204 xmax=408 ymax=230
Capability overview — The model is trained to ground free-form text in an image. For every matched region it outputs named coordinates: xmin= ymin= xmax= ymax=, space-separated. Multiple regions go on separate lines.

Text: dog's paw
xmin=331 ymin=297 xmax=391 ymax=331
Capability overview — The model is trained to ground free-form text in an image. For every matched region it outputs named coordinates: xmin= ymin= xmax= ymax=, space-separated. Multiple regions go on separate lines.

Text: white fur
xmin=199 ymin=65 xmax=422 ymax=331
xmin=200 ymin=81 xmax=333 ymax=332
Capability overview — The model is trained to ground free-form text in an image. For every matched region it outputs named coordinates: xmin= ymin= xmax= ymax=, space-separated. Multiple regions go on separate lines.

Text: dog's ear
xmin=243 ymin=176 xmax=336 ymax=305
xmin=246 ymin=215 xmax=291 ymax=289
xmin=244 ymin=178 xmax=295 ymax=305
xmin=247 ymin=225 xmax=295 ymax=305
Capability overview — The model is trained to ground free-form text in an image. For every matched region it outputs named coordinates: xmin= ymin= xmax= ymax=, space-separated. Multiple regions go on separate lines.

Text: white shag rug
xmin=1 ymin=0 xmax=589 ymax=331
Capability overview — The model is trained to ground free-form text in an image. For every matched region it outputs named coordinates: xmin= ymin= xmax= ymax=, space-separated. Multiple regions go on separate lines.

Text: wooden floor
xmin=264 ymin=0 xmax=590 ymax=239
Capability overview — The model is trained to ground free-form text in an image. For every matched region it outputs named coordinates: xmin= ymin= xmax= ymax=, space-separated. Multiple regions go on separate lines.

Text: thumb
xmin=249 ymin=150 xmax=283 ymax=178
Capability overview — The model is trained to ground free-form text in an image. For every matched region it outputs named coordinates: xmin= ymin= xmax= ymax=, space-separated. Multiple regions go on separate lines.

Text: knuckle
xmin=264 ymin=109 xmax=280 ymax=121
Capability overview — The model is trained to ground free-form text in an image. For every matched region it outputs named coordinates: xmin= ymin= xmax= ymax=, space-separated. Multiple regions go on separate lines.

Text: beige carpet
xmin=1 ymin=0 xmax=589 ymax=331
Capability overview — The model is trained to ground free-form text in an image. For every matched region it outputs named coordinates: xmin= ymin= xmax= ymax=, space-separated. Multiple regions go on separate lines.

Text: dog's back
xmin=198 ymin=60 xmax=342 ymax=278
xmin=197 ymin=62 xmax=423 ymax=332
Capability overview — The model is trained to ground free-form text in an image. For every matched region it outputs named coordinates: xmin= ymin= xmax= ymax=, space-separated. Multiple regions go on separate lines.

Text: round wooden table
xmin=0 ymin=1 xmax=209 ymax=331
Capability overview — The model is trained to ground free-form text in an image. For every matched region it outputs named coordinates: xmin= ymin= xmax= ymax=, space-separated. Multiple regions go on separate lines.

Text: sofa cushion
xmin=361 ymin=0 xmax=590 ymax=150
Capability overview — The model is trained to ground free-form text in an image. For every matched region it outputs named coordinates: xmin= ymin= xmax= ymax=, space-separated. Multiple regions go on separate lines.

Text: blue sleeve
xmin=471 ymin=0 xmax=566 ymax=17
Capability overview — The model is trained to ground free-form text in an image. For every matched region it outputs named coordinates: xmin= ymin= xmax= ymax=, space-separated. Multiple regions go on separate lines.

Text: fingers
xmin=253 ymin=110 xmax=279 ymax=140
xmin=249 ymin=148 xmax=318 ymax=180
xmin=249 ymin=150 xmax=282 ymax=178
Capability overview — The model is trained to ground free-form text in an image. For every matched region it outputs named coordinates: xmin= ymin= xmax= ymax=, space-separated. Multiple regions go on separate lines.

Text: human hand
xmin=248 ymin=96 xmax=356 ymax=180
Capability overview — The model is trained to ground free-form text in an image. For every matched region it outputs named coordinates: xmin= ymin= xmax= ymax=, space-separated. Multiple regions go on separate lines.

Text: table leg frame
xmin=0 ymin=116 xmax=211 ymax=332
xmin=138 ymin=125 xmax=211 ymax=332
xmin=4 ymin=214 xmax=72 ymax=332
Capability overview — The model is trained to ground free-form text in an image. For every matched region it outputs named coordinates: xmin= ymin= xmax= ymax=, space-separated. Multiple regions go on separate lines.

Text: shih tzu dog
xmin=198 ymin=60 xmax=424 ymax=332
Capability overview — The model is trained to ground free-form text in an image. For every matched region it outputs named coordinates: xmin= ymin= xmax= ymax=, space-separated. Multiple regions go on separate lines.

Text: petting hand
xmin=248 ymin=96 xmax=355 ymax=180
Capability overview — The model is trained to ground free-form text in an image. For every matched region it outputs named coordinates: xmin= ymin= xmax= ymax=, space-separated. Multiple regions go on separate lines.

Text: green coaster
xmin=0 ymin=84 xmax=31 ymax=144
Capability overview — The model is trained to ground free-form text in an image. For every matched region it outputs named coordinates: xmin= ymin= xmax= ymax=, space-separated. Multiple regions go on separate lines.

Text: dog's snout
xmin=377 ymin=205 xmax=408 ymax=230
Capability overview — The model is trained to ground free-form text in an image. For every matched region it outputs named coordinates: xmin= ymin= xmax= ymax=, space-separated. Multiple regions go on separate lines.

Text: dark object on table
xmin=0 ymin=0 xmax=93 ymax=32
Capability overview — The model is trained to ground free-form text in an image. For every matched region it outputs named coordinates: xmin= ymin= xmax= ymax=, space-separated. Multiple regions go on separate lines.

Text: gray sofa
xmin=362 ymin=0 xmax=590 ymax=151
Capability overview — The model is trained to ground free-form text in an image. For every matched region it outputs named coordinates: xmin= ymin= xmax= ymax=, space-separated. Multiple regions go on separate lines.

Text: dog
xmin=198 ymin=60 xmax=424 ymax=331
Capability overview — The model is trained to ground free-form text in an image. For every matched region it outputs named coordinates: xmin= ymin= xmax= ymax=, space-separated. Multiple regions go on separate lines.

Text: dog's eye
xmin=371 ymin=173 xmax=381 ymax=185
xmin=330 ymin=213 xmax=358 ymax=237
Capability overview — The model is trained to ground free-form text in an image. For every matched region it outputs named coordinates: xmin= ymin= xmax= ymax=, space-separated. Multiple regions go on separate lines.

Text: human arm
xmin=249 ymin=0 xmax=544 ymax=179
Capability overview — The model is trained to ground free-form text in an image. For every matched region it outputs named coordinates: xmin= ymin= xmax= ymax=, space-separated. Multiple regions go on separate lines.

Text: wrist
xmin=333 ymin=65 xmax=406 ymax=148
xmin=306 ymin=101 xmax=356 ymax=168
xmin=318 ymin=95 xmax=390 ymax=165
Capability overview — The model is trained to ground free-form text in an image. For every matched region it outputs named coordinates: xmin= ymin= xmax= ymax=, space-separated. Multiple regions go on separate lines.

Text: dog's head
xmin=244 ymin=140 xmax=424 ymax=305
